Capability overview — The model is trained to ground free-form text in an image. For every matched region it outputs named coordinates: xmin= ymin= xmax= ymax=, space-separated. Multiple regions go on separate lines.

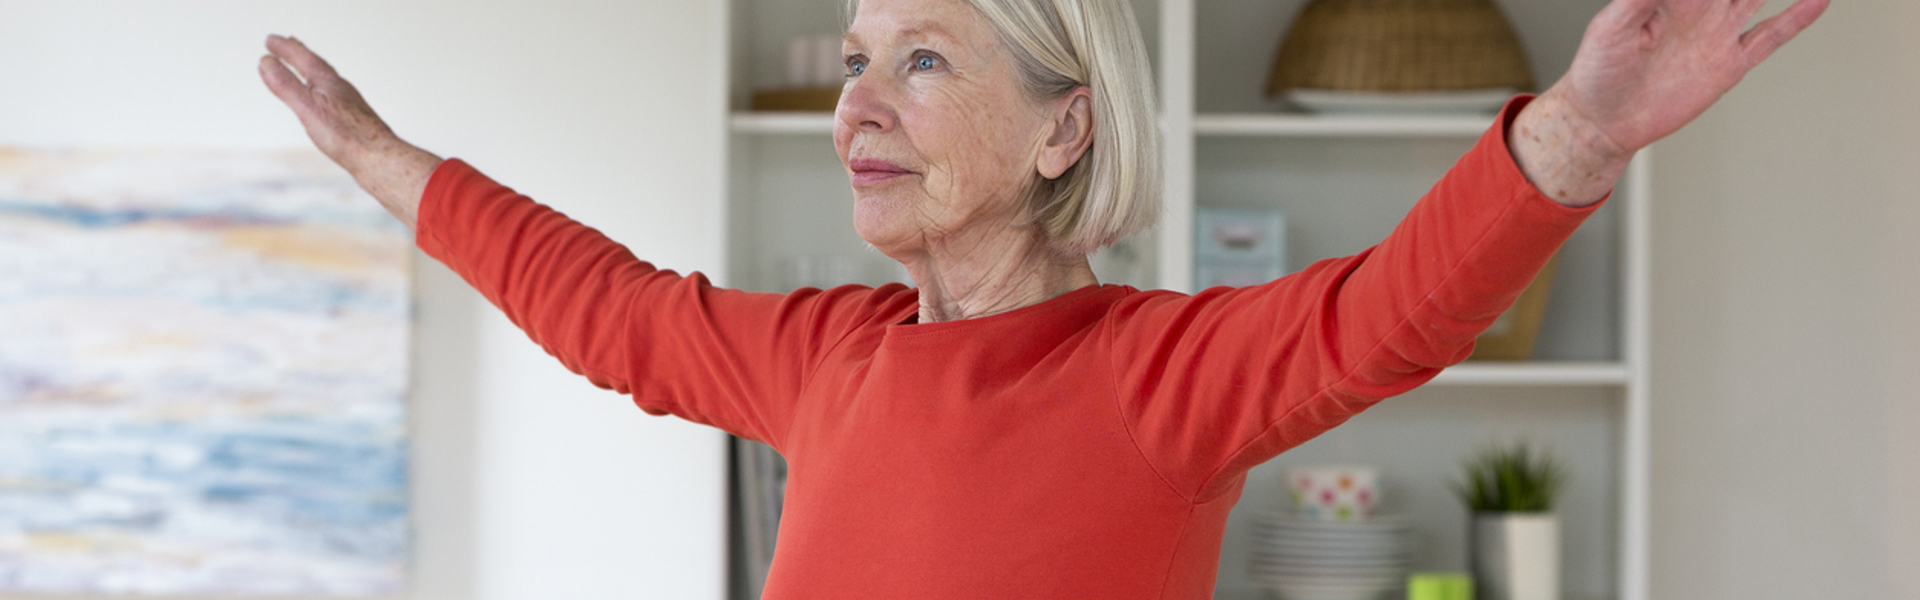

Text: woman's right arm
xmin=258 ymin=34 xmax=437 ymax=230
xmin=410 ymin=158 xmax=906 ymax=446
xmin=256 ymin=35 xmax=913 ymax=448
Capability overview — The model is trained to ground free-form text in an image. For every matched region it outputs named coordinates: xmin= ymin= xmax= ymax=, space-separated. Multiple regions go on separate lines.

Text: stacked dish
xmin=1248 ymin=510 xmax=1413 ymax=600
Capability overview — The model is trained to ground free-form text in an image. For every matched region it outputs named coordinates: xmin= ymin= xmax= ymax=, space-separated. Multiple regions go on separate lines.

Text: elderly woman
xmin=260 ymin=0 xmax=1823 ymax=596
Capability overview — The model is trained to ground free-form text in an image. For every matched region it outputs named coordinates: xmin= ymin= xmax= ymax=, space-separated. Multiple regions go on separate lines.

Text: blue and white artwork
xmin=0 ymin=149 xmax=410 ymax=594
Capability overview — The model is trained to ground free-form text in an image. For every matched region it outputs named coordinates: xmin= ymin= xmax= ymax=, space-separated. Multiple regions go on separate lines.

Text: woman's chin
xmin=852 ymin=202 xmax=920 ymax=258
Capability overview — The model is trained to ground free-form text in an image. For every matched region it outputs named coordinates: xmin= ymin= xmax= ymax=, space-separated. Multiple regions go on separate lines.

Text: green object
xmin=1450 ymin=440 xmax=1568 ymax=512
xmin=1407 ymin=572 xmax=1473 ymax=600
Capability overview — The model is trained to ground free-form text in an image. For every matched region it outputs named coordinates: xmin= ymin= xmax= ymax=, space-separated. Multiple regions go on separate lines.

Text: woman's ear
xmin=1036 ymin=87 xmax=1094 ymax=180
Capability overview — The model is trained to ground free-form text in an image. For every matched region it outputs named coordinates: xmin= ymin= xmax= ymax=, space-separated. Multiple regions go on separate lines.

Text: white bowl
xmin=1263 ymin=581 xmax=1400 ymax=600
xmin=1256 ymin=529 xmax=1410 ymax=543
xmin=1255 ymin=512 xmax=1413 ymax=531
xmin=1250 ymin=551 xmax=1412 ymax=569
xmin=1285 ymin=88 xmax=1516 ymax=115
xmin=1251 ymin=565 xmax=1405 ymax=580
xmin=1256 ymin=573 xmax=1403 ymax=588
xmin=1254 ymin=534 xmax=1411 ymax=551
xmin=1259 ymin=542 xmax=1407 ymax=557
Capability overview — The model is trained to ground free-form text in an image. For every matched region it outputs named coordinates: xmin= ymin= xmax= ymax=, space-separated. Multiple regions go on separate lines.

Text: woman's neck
xmin=895 ymin=226 xmax=1099 ymax=324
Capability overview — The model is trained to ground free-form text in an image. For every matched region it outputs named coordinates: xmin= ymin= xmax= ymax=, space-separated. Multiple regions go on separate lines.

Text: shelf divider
xmin=735 ymin=113 xmax=1496 ymax=137
xmin=731 ymin=112 xmax=836 ymax=134
xmin=1195 ymin=113 xmax=1493 ymax=138
xmin=737 ymin=112 xmax=1496 ymax=138
xmin=1428 ymin=361 xmax=1629 ymax=386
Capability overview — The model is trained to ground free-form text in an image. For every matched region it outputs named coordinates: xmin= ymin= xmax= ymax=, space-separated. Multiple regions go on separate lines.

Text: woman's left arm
xmin=1104 ymin=0 xmax=1828 ymax=503
xmin=1511 ymin=0 xmax=1829 ymax=207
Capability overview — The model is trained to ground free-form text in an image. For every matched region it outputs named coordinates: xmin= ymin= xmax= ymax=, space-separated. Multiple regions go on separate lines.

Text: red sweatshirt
xmin=414 ymin=96 xmax=1600 ymax=599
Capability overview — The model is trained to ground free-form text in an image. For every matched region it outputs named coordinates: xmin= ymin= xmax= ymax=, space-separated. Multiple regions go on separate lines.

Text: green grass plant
xmin=1451 ymin=441 xmax=1567 ymax=512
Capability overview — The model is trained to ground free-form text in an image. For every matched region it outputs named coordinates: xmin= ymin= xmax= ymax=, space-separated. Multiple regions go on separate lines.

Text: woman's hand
xmin=1512 ymin=0 xmax=1829 ymax=206
xmin=259 ymin=34 xmax=439 ymax=229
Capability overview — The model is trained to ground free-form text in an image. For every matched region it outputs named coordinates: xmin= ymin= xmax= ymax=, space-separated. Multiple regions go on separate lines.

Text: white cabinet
xmin=716 ymin=1 xmax=1648 ymax=599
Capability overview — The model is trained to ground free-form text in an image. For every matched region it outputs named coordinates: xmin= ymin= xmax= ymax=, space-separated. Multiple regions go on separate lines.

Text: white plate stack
xmin=1249 ymin=510 xmax=1414 ymax=600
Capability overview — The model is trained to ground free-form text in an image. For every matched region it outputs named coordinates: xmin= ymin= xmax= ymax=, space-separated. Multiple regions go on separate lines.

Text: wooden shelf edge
xmin=1195 ymin=113 xmax=1493 ymax=138
xmin=1429 ymin=361 xmax=1629 ymax=386
xmin=731 ymin=112 xmax=835 ymax=134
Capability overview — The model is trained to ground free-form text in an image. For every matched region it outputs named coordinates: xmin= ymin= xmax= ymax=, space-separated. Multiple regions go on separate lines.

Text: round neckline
xmin=886 ymin=283 xmax=1128 ymax=336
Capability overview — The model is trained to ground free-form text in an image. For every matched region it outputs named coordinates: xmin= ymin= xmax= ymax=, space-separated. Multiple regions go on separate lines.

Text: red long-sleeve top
xmin=414 ymin=96 xmax=1600 ymax=599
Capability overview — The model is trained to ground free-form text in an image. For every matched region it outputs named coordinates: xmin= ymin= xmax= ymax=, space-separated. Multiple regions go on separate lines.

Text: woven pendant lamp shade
xmin=1266 ymin=0 xmax=1535 ymax=95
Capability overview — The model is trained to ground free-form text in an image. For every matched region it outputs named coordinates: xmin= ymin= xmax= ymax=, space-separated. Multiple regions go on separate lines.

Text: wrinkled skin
xmin=832 ymin=0 xmax=1099 ymax=322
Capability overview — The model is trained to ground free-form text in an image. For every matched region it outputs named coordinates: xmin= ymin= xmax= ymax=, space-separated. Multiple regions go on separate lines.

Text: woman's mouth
xmin=848 ymin=158 xmax=914 ymax=186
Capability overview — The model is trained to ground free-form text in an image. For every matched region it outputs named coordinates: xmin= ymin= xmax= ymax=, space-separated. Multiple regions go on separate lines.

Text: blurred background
xmin=0 ymin=0 xmax=1912 ymax=599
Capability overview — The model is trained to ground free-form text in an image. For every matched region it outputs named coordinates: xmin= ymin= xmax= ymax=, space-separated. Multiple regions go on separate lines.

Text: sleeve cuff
xmin=413 ymin=157 xmax=474 ymax=262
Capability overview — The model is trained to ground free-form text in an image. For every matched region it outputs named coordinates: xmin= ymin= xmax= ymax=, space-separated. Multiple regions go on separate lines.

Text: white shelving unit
xmin=716 ymin=1 xmax=1648 ymax=599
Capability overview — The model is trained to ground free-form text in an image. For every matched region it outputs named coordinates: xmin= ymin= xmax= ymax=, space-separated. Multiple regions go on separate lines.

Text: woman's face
xmin=834 ymin=0 xmax=1054 ymax=257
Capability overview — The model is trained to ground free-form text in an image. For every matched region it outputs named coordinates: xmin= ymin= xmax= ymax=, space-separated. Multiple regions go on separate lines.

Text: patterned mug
xmin=1286 ymin=465 xmax=1381 ymax=522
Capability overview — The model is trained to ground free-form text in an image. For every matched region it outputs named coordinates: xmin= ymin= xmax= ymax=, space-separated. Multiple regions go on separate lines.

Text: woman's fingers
xmin=1602 ymin=0 xmax=1662 ymax=23
xmin=253 ymin=34 xmax=435 ymax=229
xmin=257 ymin=34 xmax=388 ymax=166
xmin=1592 ymin=0 xmax=1663 ymax=38
xmin=264 ymin=34 xmax=339 ymax=85
xmin=258 ymin=54 xmax=311 ymax=112
xmin=1740 ymin=0 xmax=1831 ymax=67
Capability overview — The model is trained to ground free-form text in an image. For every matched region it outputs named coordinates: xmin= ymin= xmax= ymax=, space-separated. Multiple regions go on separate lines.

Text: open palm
xmin=1560 ymin=0 xmax=1830 ymax=154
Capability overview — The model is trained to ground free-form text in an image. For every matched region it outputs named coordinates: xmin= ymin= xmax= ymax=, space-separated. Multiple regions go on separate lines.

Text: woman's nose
xmin=835 ymin=74 xmax=896 ymax=134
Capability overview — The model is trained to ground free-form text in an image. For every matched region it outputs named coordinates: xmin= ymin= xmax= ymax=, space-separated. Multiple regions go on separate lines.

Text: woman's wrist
xmin=1508 ymin=86 xmax=1633 ymax=208
xmin=345 ymin=135 xmax=441 ymax=230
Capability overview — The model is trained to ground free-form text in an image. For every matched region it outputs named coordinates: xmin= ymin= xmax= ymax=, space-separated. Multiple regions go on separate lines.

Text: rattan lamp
xmin=1267 ymin=0 xmax=1535 ymax=95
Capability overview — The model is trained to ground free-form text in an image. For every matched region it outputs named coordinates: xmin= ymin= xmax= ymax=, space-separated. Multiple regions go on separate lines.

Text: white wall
xmin=0 ymin=1 xmax=729 ymax=599
xmin=1649 ymin=0 xmax=1920 ymax=598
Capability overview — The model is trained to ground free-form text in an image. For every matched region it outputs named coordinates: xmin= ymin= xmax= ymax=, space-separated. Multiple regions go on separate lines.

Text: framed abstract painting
xmin=0 ymin=149 xmax=410 ymax=594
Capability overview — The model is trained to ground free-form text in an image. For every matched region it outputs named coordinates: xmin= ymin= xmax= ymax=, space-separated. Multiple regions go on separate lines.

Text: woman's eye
xmin=913 ymin=55 xmax=939 ymax=71
xmin=847 ymin=58 xmax=866 ymax=77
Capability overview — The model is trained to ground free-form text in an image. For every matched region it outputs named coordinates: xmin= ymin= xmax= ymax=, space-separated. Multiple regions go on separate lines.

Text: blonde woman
xmin=260 ymin=0 xmax=1825 ymax=596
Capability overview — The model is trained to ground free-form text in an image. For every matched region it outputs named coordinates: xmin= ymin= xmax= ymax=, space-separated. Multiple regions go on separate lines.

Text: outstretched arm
xmin=1107 ymin=0 xmax=1829 ymax=501
xmin=1512 ymin=0 xmax=1829 ymax=207
xmin=258 ymin=34 xmax=439 ymax=229
xmin=252 ymin=34 xmax=912 ymax=446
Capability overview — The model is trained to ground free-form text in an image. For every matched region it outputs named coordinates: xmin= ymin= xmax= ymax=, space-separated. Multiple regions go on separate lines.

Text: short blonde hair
xmin=848 ymin=0 xmax=1162 ymax=254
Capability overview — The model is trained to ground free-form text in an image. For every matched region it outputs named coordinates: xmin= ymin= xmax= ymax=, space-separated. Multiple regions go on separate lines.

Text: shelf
xmin=1429 ymin=362 xmax=1628 ymax=386
xmin=735 ymin=112 xmax=1495 ymax=138
xmin=731 ymin=112 xmax=835 ymax=134
xmin=1194 ymin=113 xmax=1493 ymax=138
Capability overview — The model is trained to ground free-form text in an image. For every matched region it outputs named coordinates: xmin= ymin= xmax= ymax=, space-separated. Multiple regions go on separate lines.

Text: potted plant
xmin=1451 ymin=442 xmax=1567 ymax=600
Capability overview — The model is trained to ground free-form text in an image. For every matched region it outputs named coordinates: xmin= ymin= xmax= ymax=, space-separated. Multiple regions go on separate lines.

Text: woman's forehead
xmin=845 ymin=0 xmax=983 ymax=45
xmin=843 ymin=22 xmax=960 ymax=46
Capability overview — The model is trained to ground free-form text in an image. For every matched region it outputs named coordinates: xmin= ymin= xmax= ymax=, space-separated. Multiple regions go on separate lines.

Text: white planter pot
xmin=1471 ymin=512 xmax=1559 ymax=600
